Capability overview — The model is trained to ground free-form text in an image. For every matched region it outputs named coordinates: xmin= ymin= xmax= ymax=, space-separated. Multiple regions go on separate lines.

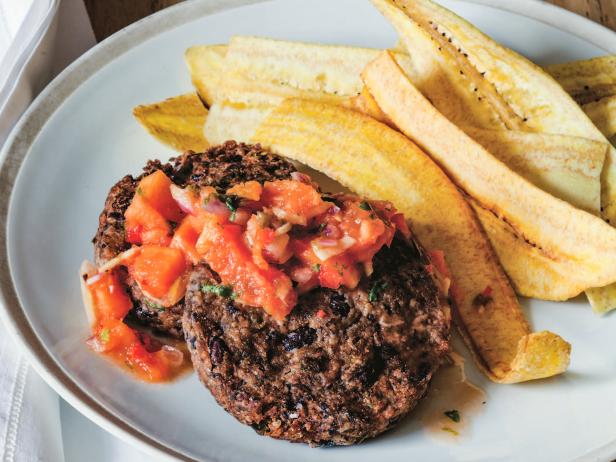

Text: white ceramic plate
xmin=2 ymin=1 xmax=616 ymax=461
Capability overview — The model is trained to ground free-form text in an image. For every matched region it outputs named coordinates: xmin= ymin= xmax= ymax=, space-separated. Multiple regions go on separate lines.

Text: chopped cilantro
xmin=359 ymin=201 xmax=372 ymax=211
xmin=317 ymin=223 xmax=326 ymax=233
xmin=312 ymin=263 xmax=321 ymax=272
xmin=202 ymin=284 xmax=234 ymax=298
xmin=100 ymin=328 xmax=110 ymax=343
xmin=444 ymin=409 xmax=460 ymax=423
xmin=368 ymin=281 xmax=388 ymax=302
xmin=441 ymin=426 xmax=460 ymax=436
xmin=223 ymin=195 xmax=238 ymax=212
xmin=136 ymin=186 xmax=144 ymax=196
xmin=145 ymin=299 xmax=164 ymax=311
xmin=221 ymin=194 xmax=239 ymax=221
xmin=368 ymin=284 xmax=378 ymax=302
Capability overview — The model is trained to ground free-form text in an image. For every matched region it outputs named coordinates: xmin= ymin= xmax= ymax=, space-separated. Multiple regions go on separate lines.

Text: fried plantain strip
xmin=470 ymin=198 xmax=590 ymax=300
xmin=373 ymin=0 xmax=616 ymax=312
xmin=464 ymin=128 xmax=606 ymax=214
xmin=348 ymin=86 xmax=394 ymax=127
xmin=132 ymin=93 xmax=208 ymax=152
xmin=371 ymin=0 xmax=616 ymax=220
xmin=363 ymin=52 xmax=616 ymax=290
xmin=348 ymin=95 xmax=606 ymax=214
xmin=184 ymin=40 xmax=614 ymax=129
xmin=186 ymin=38 xmax=415 ymax=109
xmin=225 ymin=36 xmax=381 ymax=97
xmin=204 ymin=101 xmax=273 ymax=146
xmin=184 ymin=45 xmax=228 ymax=106
xmin=546 ymin=56 xmax=616 ymax=105
xmin=201 ymin=48 xmax=606 ymax=226
xmin=250 ymin=98 xmax=569 ymax=383
xmin=582 ymin=95 xmax=616 ymax=141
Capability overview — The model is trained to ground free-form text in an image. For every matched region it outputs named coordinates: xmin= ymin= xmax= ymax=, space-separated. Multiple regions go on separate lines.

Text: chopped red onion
xmin=203 ymin=195 xmax=231 ymax=221
xmin=170 ymin=184 xmax=196 ymax=214
xmin=291 ymin=266 xmax=314 ymax=283
xmin=322 ymin=223 xmax=341 ymax=239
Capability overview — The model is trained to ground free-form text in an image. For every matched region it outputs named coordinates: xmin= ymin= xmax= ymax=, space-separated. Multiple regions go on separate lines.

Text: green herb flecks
xmin=100 ymin=328 xmax=110 ymax=343
xmin=444 ymin=409 xmax=460 ymax=423
xmin=359 ymin=201 xmax=372 ymax=211
xmin=359 ymin=201 xmax=377 ymax=219
xmin=202 ymin=284 xmax=234 ymax=298
xmin=368 ymin=281 xmax=389 ymax=302
xmin=145 ymin=299 xmax=165 ymax=312
xmin=136 ymin=186 xmax=144 ymax=196
xmin=441 ymin=426 xmax=460 ymax=436
xmin=312 ymin=263 xmax=321 ymax=273
xmin=222 ymin=194 xmax=239 ymax=221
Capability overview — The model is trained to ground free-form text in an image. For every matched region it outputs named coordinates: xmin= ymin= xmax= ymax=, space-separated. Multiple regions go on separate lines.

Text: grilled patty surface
xmin=183 ymin=236 xmax=450 ymax=446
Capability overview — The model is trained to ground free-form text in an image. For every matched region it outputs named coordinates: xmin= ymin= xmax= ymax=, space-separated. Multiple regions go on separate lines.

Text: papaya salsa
xmin=83 ymin=169 xmax=410 ymax=381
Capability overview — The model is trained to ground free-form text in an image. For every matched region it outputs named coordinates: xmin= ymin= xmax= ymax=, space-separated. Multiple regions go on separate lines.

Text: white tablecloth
xmin=0 ymin=0 xmax=162 ymax=460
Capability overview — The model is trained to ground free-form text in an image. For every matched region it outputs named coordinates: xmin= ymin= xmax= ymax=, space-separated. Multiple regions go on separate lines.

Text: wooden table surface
xmin=84 ymin=0 xmax=616 ymax=42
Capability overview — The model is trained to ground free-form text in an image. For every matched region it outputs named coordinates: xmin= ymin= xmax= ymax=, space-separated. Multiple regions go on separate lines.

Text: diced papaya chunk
xmin=261 ymin=180 xmax=331 ymax=225
xmin=137 ymin=170 xmax=184 ymax=222
xmin=91 ymin=319 xmax=173 ymax=382
xmin=125 ymin=194 xmax=172 ymax=246
xmin=318 ymin=256 xmax=361 ymax=290
xmin=226 ymin=180 xmax=263 ymax=201
xmin=87 ymin=271 xmax=133 ymax=324
xmin=170 ymin=216 xmax=202 ymax=265
xmin=130 ymin=246 xmax=186 ymax=299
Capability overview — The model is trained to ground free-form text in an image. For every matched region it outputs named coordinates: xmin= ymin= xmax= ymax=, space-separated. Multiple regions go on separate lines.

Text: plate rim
xmin=0 ymin=0 xmax=614 ymax=460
